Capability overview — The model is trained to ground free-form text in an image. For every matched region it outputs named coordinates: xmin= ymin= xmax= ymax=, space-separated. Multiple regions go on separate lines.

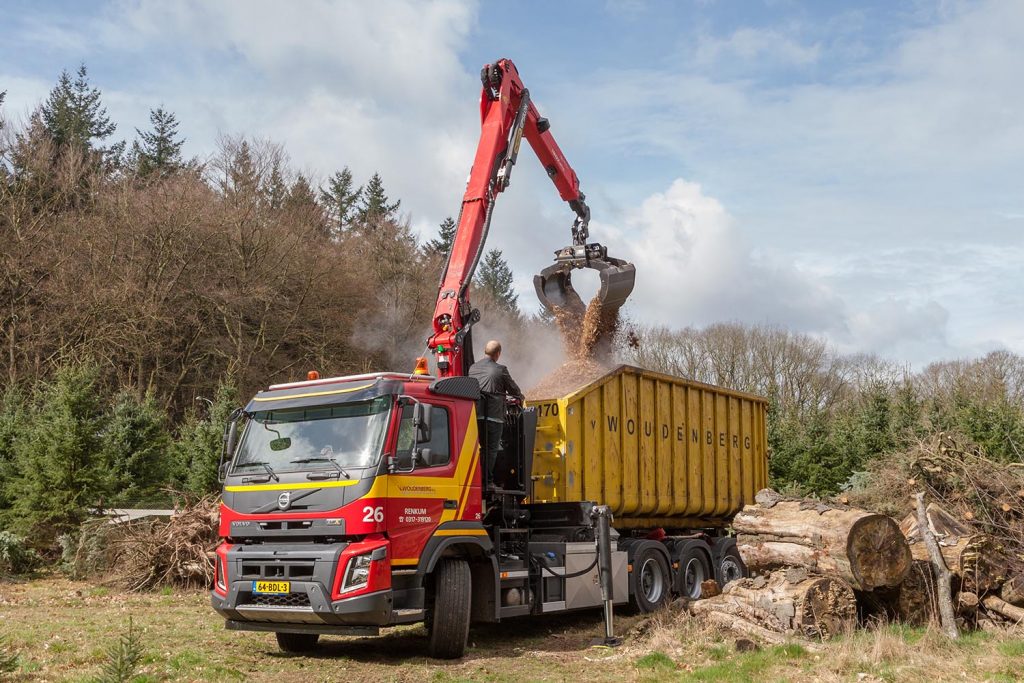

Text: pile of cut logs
xmin=691 ymin=488 xmax=1024 ymax=641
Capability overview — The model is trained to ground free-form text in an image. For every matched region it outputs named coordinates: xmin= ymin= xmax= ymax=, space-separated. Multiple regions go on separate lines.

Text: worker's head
xmin=483 ymin=340 xmax=502 ymax=360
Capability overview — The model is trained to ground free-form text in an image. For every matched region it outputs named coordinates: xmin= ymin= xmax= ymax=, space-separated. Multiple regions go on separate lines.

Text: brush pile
xmin=106 ymin=494 xmax=219 ymax=591
xmin=63 ymin=494 xmax=220 ymax=591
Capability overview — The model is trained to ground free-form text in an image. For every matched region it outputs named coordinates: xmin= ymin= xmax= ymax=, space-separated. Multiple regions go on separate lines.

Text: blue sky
xmin=2 ymin=0 xmax=1021 ymax=367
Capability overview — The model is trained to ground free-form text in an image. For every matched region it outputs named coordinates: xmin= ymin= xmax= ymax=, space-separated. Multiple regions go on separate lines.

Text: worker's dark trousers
xmin=484 ymin=419 xmax=504 ymax=484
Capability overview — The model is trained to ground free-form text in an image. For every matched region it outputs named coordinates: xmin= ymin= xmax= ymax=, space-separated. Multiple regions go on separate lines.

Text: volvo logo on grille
xmin=277 ymin=492 xmax=291 ymax=510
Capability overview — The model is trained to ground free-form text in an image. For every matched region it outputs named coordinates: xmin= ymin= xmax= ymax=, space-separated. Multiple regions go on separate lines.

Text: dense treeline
xmin=1 ymin=66 xmax=1022 ymax=553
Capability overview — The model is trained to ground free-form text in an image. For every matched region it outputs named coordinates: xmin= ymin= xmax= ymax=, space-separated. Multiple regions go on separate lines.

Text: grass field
xmin=2 ymin=577 xmax=1024 ymax=682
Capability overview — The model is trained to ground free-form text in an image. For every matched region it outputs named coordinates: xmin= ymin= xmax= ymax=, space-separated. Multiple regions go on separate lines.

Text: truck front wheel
xmin=275 ymin=632 xmax=319 ymax=653
xmin=427 ymin=558 xmax=471 ymax=659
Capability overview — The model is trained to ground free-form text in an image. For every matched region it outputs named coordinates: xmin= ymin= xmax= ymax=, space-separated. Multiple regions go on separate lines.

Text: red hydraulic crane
xmin=428 ymin=58 xmax=634 ymax=377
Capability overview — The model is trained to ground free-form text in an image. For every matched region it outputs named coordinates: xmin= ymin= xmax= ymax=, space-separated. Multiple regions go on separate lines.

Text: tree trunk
xmin=916 ymin=493 xmax=959 ymax=639
xmin=899 ymin=504 xmax=1004 ymax=593
xmin=690 ymin=569 xmax=857 ymax=640
xmin=982 ymin=595 xmax=1024 ymax=625
xmin=734 ymin=491 xmax=912 ymax=591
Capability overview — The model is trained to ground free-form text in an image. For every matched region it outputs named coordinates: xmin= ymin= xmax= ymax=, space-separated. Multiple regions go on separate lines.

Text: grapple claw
xmin=533 ymin=243 xmax=636 ymax=323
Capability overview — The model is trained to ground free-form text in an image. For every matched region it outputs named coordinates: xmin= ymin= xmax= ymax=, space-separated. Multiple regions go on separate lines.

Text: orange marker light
xmin=413 ymin=357 xmax=429 ymax=375
xmin=307 ymin=370 xmax=320 ymax=381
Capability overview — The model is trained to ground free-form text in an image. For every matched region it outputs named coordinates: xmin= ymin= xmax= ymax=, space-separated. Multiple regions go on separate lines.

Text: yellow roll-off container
xmin=527 ymin=365 xmax=769 ymax=528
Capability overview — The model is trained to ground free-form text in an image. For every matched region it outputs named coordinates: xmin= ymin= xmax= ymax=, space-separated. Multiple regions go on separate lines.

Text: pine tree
xmin=98 ymin=618 xmax=143 ymax=683
xmin=173 ymin=382 xmax=239 ymax=495
xmin=426 ymin=216 xmax=458 ymax=256
xmin=222 ymin=140 xmax=258 ymax=199
xmin=476 ymin=249 xmax=519 ymax=316
xmin=319 ymin=167 xmax=362 ymax=235
xmin=99 ymin=391 xmax=172 ymax=506
xmin=0 ymin=387 xmax=29 ymax=513
xmin=39 ymin=64 xmax=123 ymax=164
xmin=132 ymin=107 xmax=184 ymax=178
xmin=285 ymin=173 xmax=318 ymax=211
xmin=356 ymin=172 xmax=400 ymax=225
xmin=263 ymin=159 xmax=288 ymax=209
xmin=2 ymin=364 xmax=107 ymax=542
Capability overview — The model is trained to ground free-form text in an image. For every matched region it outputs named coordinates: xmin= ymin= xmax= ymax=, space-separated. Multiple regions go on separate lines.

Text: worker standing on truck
xmin=468 ymin=340 xmax=523 ymax=481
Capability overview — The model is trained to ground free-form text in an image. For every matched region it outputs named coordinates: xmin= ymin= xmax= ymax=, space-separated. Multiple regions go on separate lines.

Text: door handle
xmin=444 ymin=499 xmax=458 ymax=510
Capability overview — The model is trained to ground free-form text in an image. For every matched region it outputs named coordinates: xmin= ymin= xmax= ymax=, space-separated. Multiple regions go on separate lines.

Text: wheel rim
xmin=683 ymin=557 xmax=705 ymax=599
xmin=639 ymin=557 xmax=665 ymax=604
xmin=720 ymin=556 xmax=743 ymax=586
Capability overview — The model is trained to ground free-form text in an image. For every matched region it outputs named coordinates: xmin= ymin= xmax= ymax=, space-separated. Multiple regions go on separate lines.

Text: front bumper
xmin=212 ymin=583 xmax=392 ymax=628
xmin=211 ymin=541 xmax=392 ymax=631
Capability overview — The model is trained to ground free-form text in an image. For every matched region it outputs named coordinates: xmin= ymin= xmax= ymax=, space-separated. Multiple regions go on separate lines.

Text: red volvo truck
xmin=211 ymin=59 xmax=768 ymax=658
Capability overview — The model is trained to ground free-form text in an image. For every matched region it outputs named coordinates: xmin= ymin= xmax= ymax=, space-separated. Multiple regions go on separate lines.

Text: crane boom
xmin=427 ymin=58 xmax=634 ymax=377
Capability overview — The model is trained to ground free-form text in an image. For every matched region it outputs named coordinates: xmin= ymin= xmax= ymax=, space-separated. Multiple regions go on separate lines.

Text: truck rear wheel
xmin=629 ymin=545 xmax=671 ymax=613
xmin=427 ymin=558 xmax=471 ymax=659
xmin=275 ymin=632 xmax=319 ymax=653
xmin=716 ymin=543 xmax=746 ymax=587
xmin=677 ymin=545 xmax=712 ymax=599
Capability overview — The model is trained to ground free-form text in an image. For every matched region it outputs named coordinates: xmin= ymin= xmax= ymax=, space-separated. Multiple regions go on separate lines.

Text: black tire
xmin=427 ymin=559 xmax=471 ymax=659
xmin=629 ymin=544 xmax=671 ymax=613
xmin=716 ymin=544 xmax=747 ymax=587
xmin=275 ymin=632 xmax=319 ymax=653
xmin=677 ymin=545 xmax=712 ymax=600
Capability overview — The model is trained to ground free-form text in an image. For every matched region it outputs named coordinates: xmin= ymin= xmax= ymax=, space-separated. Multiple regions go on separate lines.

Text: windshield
xmin=232 ymin=397 xmax=391 ymax=474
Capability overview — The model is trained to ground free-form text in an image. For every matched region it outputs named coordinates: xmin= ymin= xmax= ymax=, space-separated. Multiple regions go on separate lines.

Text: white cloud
xmin=0 ymin=0 xmax=482 ymax=233
xmin=588 ymin=178 xmax=969 ymax=366
xmin=694 ymin=27 xmax=821 ymax=67
xmin=591 ymin=178 xmax=844 ymax=328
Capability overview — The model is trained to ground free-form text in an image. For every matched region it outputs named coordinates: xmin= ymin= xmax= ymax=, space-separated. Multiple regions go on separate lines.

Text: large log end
xmin=848 ymin=514 xmax=913 ymax=590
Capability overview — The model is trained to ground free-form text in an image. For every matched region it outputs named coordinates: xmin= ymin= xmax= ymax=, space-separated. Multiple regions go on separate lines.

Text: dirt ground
xmin=3 ymin=577 xmax=1024 ymax=682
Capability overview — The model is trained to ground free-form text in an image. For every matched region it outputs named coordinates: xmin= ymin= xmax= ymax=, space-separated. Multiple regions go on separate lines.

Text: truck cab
xmin=211 ymin=371 xmax=510 ymax=656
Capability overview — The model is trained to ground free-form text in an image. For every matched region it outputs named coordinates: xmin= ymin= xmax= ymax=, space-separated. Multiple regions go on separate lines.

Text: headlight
xmin=341 ymin=553 xmax=373 ymax=594
xmin=216 ymin=556 xmax=227 ymax=591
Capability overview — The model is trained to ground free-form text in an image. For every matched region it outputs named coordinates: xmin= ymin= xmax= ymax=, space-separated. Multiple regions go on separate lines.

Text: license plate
xmin=252 ymin=580 xmax=290 ymax=594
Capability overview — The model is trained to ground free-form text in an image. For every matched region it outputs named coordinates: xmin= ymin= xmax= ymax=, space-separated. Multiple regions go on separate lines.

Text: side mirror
xmin=394 ymin=450 xmax=416 ymax=473
xmin=412 ymin=402 xmax=431 ymax=444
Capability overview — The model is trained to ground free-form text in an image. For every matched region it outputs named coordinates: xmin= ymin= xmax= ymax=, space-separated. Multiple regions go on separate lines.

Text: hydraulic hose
xmin=532 ymin=552 xmax=599 ymax=579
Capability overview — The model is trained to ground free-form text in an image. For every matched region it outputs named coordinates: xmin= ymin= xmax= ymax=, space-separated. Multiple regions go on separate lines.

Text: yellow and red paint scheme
xmin=216 ymin=375 xmax=486 ymax=580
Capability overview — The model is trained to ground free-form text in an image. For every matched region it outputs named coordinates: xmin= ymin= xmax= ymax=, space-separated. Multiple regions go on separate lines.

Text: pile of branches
xmin=849 ymin=433 xmax=1024 ymax=560
xmin=103 ymin=494 xmax=219 ymax=591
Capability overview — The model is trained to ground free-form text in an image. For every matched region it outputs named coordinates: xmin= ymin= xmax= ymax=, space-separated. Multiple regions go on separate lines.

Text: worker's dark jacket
xmin=468 ymin=357 xmax=523 ymax=422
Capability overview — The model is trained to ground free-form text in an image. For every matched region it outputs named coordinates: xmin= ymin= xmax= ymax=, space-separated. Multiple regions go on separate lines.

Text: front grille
xmin=243 ymin=592 xmax=312 ymax=608
xmin=239 ymin=562 xmax=316 ymax=580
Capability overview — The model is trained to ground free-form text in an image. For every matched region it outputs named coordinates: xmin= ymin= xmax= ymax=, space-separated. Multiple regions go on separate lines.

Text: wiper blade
xmin=235 ymin=460 xmax=279 ymax=482
xmin=289 ymin=457 xmax=350 ymax=479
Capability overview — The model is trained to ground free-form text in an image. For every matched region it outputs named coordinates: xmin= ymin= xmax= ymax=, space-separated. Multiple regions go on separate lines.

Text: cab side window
xmin=425 ymin=406 xmax=450 ymax=466
xmin=396 ymin=404 xmax=451 ymax=467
